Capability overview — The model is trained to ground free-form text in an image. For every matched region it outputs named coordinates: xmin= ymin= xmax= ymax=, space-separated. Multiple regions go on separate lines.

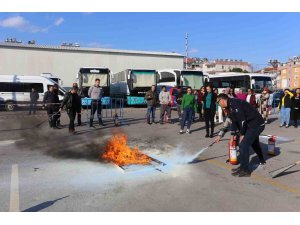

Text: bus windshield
xmin=181 ymin=71 xmax=204 ymax=89
xmin=81 ymin=73 xmax=108 ymax=87
xmin=252 ymin=77 xmax=273 ymax=93
xmin=131 ymin=70 xmax=156 ymax=88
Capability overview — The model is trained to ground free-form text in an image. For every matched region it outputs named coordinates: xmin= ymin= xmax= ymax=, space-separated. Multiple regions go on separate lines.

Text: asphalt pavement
xmin=0 ymin=108 xmax=299 ymax=211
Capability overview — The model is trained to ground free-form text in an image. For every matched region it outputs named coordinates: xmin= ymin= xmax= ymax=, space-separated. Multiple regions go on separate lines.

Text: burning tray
xmin=101 ymin=134 xmax=167 ymax=173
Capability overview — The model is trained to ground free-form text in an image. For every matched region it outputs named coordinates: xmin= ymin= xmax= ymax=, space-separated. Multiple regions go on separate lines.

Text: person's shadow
xmin=22 ymin=195 xmax=70 ymax=212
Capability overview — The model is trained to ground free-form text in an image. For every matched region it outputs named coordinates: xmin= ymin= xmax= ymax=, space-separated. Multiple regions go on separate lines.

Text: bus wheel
xmin=5 ymin=101 xmax=15 ymax=111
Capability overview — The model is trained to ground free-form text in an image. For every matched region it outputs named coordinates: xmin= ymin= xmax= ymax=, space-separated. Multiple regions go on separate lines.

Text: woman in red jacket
xmin=197 ymin=86 xmax=205 ymax=121
xmin=246 ymin=89 xmax=258 ymax=109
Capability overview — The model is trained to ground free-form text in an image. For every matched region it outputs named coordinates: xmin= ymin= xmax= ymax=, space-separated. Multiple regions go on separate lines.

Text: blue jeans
xmin=147 ymin=106 xmax=156 ymax=123
xmin=181 ymin=107 xmax=194 ymax=130
xmin=239 ymin=126 xmax=265 ymax=171
xmin=280 ymin=107 xmax=291 ymax=126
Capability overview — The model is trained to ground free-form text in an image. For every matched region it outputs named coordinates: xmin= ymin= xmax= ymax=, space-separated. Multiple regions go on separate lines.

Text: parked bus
xmin=110 ymin=69 xmax=159 ymax=105
xmin=0 ymin=75 xmax=66 ymax=111
xmin=158 ymin=69 xmax=205 ymax=89
xmin=77 ymin=67 xmax=111 ymax=98
xmin=207 ymin=72 xmax=275 ymax=103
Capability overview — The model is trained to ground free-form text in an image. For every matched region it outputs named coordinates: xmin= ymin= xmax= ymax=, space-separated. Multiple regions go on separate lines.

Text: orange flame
xmin=101 ymin=134 xmax=151 ymax=166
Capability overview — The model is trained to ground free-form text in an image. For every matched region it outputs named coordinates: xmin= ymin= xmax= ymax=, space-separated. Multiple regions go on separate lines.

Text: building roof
xmin=214 ymin=60 xmax=250 ymax=66
xmin=0 ymin=42 xmax=184 ymax=58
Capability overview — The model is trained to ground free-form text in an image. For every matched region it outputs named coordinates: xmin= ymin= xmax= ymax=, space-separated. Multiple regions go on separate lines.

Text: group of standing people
xmin=278 ymin=88 xmax=300 ymax=128
xmin=40 ymin=78 xmax=105 ymax=134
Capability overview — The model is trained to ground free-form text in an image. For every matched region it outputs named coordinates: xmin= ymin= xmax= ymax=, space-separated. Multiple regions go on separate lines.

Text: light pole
xmin=269 ymin=59 xmax=280 ymax=90
xmin=185 ymin=32 xmax=188 ymax=69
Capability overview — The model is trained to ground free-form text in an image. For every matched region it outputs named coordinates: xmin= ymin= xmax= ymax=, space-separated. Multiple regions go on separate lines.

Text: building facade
xmin=0 ymin=42 xmax=184 ymax=87
xmin=184 ymin=58 xmax=252 ymax=74
xmin=278 ymin=57 xmax=300 ymax=89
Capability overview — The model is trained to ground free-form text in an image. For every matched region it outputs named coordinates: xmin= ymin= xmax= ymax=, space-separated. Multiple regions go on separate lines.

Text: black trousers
xmin=90 ymin=100 xmax=102 ymax=122
xmin=47 ymin=106 xmax=58 ymax=127
xmin=29 ymin=102 xmax=37 ymax=114
xmin=204 ymin=108 xmax=215 ymax=135
xmin=239 ymin=126 xmax=265 ymax=170
xmin=198 ymin=103 xmax=203 ymax=118
xmin=293 ymin=108 xmax=300 ymax=125
xmin=68 ymin=109 xmax=77 ymax=131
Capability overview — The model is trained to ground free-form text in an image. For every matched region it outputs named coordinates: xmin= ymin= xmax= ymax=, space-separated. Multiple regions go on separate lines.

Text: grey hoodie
xmin=88 ymin=85 xmax=103 ymax=100
xmin=159 ymin=91 xmax=171 ymax=105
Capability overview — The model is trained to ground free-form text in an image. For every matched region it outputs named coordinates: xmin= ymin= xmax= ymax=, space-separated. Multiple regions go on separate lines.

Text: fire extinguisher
xmin=268 ymin=135 xmax=276 ymax=156
xmin=228 ymin=136 xmax=238 ymax=165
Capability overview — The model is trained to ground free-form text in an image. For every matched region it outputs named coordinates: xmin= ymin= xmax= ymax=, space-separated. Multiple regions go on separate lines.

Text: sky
xmin=1 ymin=12 xmax=300 ymax=70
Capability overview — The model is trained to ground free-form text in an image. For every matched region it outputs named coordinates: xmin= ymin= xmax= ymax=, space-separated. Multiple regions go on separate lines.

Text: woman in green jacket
xmin=179 ymin=87 xmax=197 ymax=134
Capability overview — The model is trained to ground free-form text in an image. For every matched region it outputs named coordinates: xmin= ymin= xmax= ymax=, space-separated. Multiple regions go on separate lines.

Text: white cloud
xmin=0 ymin=15 xmax=28 ymax=28
xmin=54 ymin=17 xmax=64 ymax=26
xmin=189 ymin=48 xmax=199 ymax=54
xmin=0 ymin=15 xmax=64 ymax=33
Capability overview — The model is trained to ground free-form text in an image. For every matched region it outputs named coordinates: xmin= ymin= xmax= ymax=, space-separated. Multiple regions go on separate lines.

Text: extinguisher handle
xmin=208 ymin=141 xmax=216 ymax=147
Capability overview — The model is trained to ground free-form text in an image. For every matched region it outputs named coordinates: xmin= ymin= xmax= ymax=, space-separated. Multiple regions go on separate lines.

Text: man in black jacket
xmin=60 ymin=86 xmax=81 ymax=134
xmin=72 ymin=83 xmax=83 ymax=126
xmin=216 ymin=94 xmax=266 ymax=177
xmin=145 ymin=85 xmax=158 ymax=124
xmin=43 ymin=86 xmax=60 ymax=128
xmin=29 ymin=87 xmax=39 ymax=115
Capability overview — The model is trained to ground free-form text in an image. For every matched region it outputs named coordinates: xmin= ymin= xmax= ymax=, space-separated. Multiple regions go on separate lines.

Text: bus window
xmin=253 ymin=77 xmax=273 ymax=93
xmin=160 ymin=72 xmax=175 ymax=83
xmin=131 ymin=70 xmax=156 ymax=88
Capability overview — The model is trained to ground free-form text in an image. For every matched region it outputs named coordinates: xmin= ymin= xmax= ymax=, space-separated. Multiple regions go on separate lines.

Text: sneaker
xmin=210 ymin=134 xmax=214 ymax=138
xmin=186 ymin=129 xmax=190 ymax=134
xmin=280 ymin=124 xmax=284 ymax=127
xmin=285 ymin=125 xmax=289 ymax=128
xmin=205 ymin=134 xmax=209 ymax=138
xmin=179 ymin=129 xmax=184 ymax=134
xmin=259 ymin=161 xmax=266 ymax=165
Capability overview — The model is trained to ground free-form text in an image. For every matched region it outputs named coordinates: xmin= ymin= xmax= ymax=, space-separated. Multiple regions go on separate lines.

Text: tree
xmin=230 ymin=68 xmax=244 ymax=72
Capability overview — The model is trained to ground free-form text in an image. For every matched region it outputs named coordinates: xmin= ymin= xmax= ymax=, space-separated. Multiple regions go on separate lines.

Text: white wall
xmin=0 ymin=47 xmax=183 ymax=86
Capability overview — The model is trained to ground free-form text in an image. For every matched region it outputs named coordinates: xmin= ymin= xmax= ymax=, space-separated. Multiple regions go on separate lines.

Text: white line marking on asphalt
xmin=0 ymin=139 xmax=24 ymax=146
xmin=9 ymin=164 xmax=20 ymax=212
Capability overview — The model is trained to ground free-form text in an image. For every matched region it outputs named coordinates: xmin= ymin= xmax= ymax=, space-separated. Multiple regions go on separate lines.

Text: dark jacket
xmin=176 ymin=92 xmax=183 ymax=105
xmin=203 ymin=92 xmax=217 ymax=112
xmin=278 ymin=91 xmax=293 ymax=109
xmin=43 ymin=91 xmax=59 ymax=106
xmin=145 ymin=90 xmax=158 ymax=106
xmin=30 ymin=91 xmax=39 ymax=103
xmin=61 ymin=92 xmax=81 ymax=112
xmin=228 ymin=98 xmax=265 ymax=135
xmin=293 ymin=94 xmax=300 ymax=109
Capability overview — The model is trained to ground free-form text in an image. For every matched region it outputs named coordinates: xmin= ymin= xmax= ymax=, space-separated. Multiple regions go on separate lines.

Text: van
xmin=0 ymin=75 xmax=66 ymax=111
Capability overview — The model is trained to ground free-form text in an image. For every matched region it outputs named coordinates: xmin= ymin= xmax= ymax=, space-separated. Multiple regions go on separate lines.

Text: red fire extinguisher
xmin=228 ymin=136 xmax=238 ymax=165
xmin=268 ymin=135 xmax=276 ymax=156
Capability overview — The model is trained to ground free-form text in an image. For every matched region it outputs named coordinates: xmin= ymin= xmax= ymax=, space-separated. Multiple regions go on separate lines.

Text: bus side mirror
xmin=251 ymin=79 xmax=255 ymax=88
